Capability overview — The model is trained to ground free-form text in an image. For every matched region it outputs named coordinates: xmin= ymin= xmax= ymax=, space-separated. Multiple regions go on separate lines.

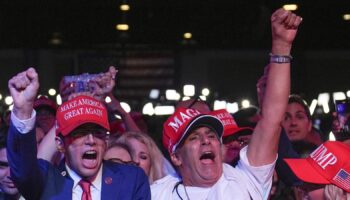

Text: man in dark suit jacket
xmin=7 ymin=68 xmax=151 ymax=200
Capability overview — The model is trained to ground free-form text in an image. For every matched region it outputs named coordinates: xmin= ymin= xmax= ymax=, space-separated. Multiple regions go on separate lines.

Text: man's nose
xmin=201 ymin=135 xmax=210 ymax=145
xmin=85 ymin=134 xmax=96 ymax=144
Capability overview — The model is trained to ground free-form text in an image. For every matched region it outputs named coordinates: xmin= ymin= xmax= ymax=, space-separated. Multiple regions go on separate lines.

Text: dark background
xmin=0 ymin=0 xmax=349 ymax=138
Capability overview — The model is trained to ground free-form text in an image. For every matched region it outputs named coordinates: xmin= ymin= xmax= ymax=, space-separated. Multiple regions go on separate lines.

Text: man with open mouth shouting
xmin=7 ymin=68 xmax=150 ymax=200
xmin=151 ymin=8 xmax=302 ymax=200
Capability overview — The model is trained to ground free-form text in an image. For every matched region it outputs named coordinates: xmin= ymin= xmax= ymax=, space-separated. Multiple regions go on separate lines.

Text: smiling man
xmin=7 ymin=68 xmax=150 ymax=200
xmin=151 ymin=8 xmax=302 ymax=200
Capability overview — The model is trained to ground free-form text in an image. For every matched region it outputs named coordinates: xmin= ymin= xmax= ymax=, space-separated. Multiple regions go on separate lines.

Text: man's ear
xmin=170 ymin=152 xmax=182 ymax=167
xmin=55 ymin=136 xmax=65 ymax=153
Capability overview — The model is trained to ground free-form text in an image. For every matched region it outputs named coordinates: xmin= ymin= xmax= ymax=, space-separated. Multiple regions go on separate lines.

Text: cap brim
xmin=172 ymin=115 xmax=224 ymax=153
xmin=59 ymin=119 xmax=110 ymax=137
xmin=224 ymin=127 xmax=253 ymax=137
xmin=284 ymin=158 xmax=330 ymax=184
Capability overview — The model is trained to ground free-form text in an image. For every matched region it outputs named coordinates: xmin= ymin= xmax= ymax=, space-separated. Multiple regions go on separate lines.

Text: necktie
xmin=79 ymin=179 xmax=92 ymax=200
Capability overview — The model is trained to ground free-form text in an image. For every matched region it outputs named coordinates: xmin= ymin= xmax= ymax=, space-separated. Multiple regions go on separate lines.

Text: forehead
xmin=286 ymin=103 xmax=307 ymax=113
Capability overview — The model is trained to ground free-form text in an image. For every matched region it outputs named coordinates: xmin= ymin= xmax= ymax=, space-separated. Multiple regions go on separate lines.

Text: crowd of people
xmin=0 ymin=8 xmax=348 ymax=200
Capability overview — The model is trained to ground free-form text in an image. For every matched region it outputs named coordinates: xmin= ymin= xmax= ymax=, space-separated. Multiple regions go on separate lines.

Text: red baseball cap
xmin=210 ymin=109 xmax=253 ymax=138
xmin=285 ymin=141 xmax=350 ymax=192
xmin=163 ymin=107 xmax=223 ymax=154
xmin=34 ymin=96 xmax=57 ymax=112
xmin=56 ymin=95 xmax=110 ymax=136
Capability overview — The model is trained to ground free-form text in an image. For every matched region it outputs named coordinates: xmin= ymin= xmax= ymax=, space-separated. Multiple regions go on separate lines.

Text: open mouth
xmin=83 ymin=150 xmax=97 ymax=160
xmin=199 ymin=151 xmax=215 ymax=164
xmin=82 ymin=150 xmax=98 ymax=169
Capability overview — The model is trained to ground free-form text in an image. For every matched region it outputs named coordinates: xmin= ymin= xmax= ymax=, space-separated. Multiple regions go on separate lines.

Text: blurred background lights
xmin=56 ymin=94 xmax=62 ymax=105
xmin=214 ymin=100 xmax=227 ymax=110
xmin=120 ymin=4 xmax=130 ymax=11
xmin=182 ymin=96 xmax=190 ymax=101
xmin=120 ymin=102 xmax=131 ymax=113
xmin=201 ymin=88 xmax=210 ymax=96
xmin=183 ymin=85 xmax=195 ymax=96
xmin=283 ymin=4 xmax=298 ymax=11
xmin=142 ymin=102 xmax=154 ymax=116
xmin=309 ymin=99 xmax=318 ymax=115
xmin=48 ymin=88 xmax=56 ymax=96
xmin=5 ymin=96 xmax=13 ymax=105
xmin=183 ymin=32 xmax=192 ymax=39
xmin=116 ymin=24 xmax=129 ymax=31
xmin=226 ymin=102 xmax=239 ymax=113
xmin=329 ymin=131 xmax=336 ymax=141
xmin=105 ymin=96 xmax=112 ymax=103
xmin=154 ymin=105 xmax=175 ymax=115
xmin=149 ymin=89 xmax=160 ymax=99
xmin=241 ymin=99 xmax=250 ymax=108
xmin=333 ymin=92 xmax=346 ymax=101
xmin=343 ymin=14 xmax=350 ymax=21
xmin=166 ymin=89 xmax=181 ymax=101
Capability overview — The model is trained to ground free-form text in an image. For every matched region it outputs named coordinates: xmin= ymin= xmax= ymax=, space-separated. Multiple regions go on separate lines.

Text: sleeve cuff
xmin=11 ymin=110 xmax=36 ymax=134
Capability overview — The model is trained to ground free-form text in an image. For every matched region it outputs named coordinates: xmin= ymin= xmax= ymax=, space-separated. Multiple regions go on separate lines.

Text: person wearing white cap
xmin=151 ymin=8 xmax=302 ymax=200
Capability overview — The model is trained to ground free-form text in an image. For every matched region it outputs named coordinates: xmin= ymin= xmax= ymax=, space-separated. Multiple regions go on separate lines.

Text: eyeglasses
xmin=69 ymin=129 xmax=108 ymax=140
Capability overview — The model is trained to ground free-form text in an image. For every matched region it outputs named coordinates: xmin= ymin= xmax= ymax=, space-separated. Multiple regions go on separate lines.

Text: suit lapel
xmin=54 ymin=161 xmax=74 ymax=200
xmin=101 ymin=163 xmax=121 ymax=200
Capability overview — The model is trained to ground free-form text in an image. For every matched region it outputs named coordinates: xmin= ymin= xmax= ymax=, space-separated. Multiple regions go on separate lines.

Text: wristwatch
xmin=269 ymin=53 xmax=293 ymax=63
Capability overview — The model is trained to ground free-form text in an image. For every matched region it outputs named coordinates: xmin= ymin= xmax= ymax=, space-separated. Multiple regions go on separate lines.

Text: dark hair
xmin=0 ymin=126 xmax=9 ymax=149
xmin=288 ymin=94 xmax=311 ymax=120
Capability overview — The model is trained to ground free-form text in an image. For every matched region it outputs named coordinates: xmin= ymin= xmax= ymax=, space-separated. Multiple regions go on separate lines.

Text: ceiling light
xmin=183 ymin=32 xmax=192 ymax=39
xmin=343 ymin=14 xmax=350 ymax=21
xmin=116 ymin=24 xmax=129 ymax=31
xmin=120 ymin=4 xmax=130 ymax=11
xmin=283 ymin=4 xmax=298 ymax=11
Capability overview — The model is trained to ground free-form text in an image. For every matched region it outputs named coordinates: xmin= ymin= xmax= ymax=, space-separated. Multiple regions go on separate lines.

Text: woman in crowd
xmin=116 ymin=131 xmax=175 ymax=183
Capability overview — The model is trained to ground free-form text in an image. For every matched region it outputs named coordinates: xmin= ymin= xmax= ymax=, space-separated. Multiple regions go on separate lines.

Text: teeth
xmin=86 ymin=151 xmax=96 ymax=154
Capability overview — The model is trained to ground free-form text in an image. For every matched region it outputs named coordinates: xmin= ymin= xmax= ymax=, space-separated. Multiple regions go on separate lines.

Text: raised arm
xmin=9 ymin=68 xmax=39 ymax=120
xmin=247 ymin=8 xmax=302 ymax=166
xmin=7 ymin=68 xmax=44 ymax=199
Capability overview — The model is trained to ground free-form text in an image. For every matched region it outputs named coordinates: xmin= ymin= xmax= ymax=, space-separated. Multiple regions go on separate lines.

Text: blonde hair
xmin=117 ymin=131 xmax=166 ymax=183
xmin=324 ymin=184 xmax=350 ymax=200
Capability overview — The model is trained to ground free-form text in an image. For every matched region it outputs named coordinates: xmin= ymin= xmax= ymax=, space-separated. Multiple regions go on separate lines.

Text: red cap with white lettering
xmin=285 ymin=141 xmax=350 ymax=192
xmin=56 ymin=95 xmax=110 ymax=136
xmin=163 ymin=107 xmax=223 ymax=154
xmin=210 ymin=109 xmax=253 ymax=138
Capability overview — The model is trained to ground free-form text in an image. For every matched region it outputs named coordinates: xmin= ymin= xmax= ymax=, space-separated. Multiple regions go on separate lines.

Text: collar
xmin=65 ymin=163 xmax=103 ymax=191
